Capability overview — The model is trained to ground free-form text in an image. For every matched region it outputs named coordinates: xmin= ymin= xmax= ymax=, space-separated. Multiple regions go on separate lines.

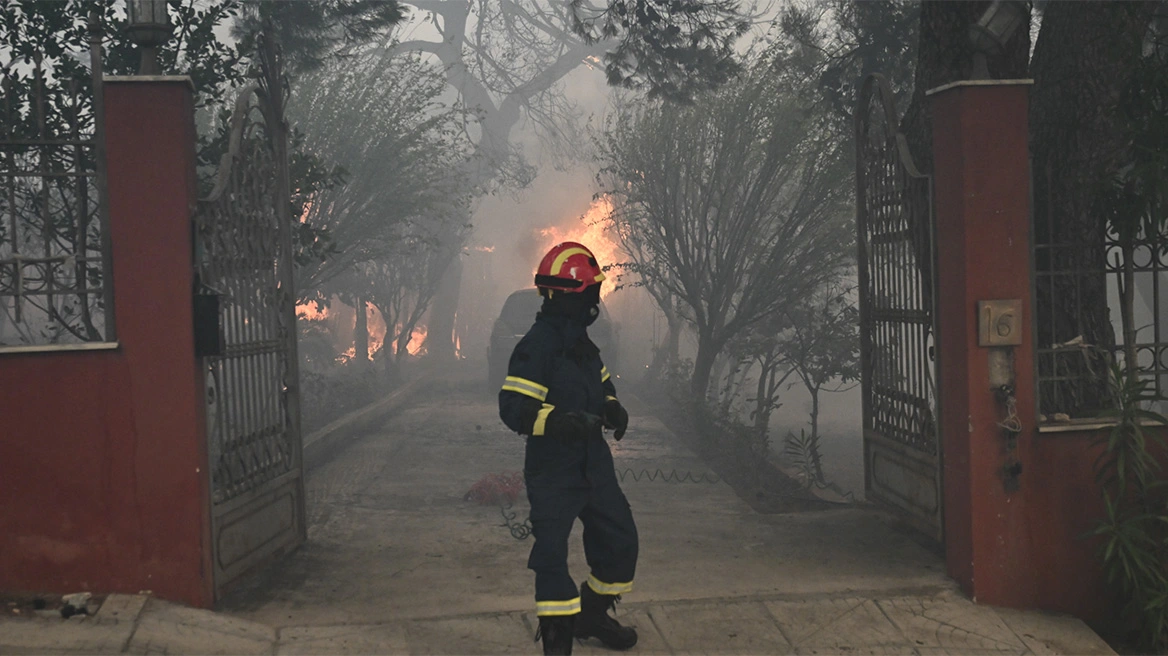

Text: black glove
xmin=603 ymin=398 xmax=629 ymax=441
xmin=545 ymin=410 xmax=603 ymax=440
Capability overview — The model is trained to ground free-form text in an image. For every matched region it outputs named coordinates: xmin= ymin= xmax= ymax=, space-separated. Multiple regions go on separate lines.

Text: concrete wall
xmin=0 ymin=79 xmax=212 ymax=607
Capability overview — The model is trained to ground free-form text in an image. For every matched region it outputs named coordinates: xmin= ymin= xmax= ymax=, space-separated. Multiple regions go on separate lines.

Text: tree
xmin=776 ymin=284 xmax=860 ymax=463
xmin=231 ymin=0 xmax=405 ymax=75
xmin=328 ymin=215 xmax=466 ymax=378
xmin=777 ymin=0 xmax=919 ymax=145
xmin=603 ymin=219 xmax=686 ymax=381
xmin=393 ymin=0 xmax=611 ymax=358
xmin=568 ymin=0 xmax=750 ymax=103
xmin=598 ymin=52 xmax=853 ymax=398
xmin=288 ymin=48 xmax=472 ymax=299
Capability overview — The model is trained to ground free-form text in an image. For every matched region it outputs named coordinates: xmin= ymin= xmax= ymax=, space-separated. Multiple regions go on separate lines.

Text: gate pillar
xmin=104 ymin=77 xmax=213 ymax=607
xmin=928 ymin=79 xmax=1036 ymax=608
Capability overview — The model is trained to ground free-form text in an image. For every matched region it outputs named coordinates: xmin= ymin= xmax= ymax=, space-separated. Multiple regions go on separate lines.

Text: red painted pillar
xmin=929 ymin=80 xmax=1037 ymax=608
xmin=103 ymin=77 xmax=213 ymax=607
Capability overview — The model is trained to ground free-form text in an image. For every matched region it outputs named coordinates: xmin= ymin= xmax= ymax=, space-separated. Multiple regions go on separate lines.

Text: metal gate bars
xmin=854 ymin=73 xmax=943 ymax=544
xmin=194 ymin=81 xmax=305 ymax=598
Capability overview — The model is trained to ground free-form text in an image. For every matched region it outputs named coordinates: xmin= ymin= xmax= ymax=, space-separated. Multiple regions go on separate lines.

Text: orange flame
xmin=388 ymin=324 xmax=428 ymax=356
xmin=297 ymin=302 xmax=328 ymax=321
xmin=538 ymin=197 xmax=619 ymax=298
xmin=407 ymin=324 xmax=427 ymax=356
xmin=366 ymin=304 xmax=387 ymax=357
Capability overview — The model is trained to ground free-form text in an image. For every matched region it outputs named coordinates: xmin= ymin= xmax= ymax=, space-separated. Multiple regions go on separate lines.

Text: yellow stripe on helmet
xmin=550 ymin=247 xmax=595 ymax=277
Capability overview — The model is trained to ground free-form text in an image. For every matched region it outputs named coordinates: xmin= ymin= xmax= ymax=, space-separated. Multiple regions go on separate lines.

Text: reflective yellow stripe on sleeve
xmin=605 ymin=395 xmax=618 ymax=403
xmin=536 ymin=597 xmax=581 ymax=616
xmin=601 ymin=366 xmax=611 ymax=383
xmin=586 ymin=574 xmax=633 ymax=595
xmin=501 ymin=376 xmax=548 ymax=401
xmin=532 ymin=404 xmax=555 ymax=436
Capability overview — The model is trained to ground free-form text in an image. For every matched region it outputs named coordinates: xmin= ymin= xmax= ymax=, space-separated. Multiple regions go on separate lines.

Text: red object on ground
xmin=464 ymin=472 xmax=526 ymax=505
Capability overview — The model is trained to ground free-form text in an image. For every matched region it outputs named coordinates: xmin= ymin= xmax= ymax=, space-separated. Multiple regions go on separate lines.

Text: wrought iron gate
xmin=855 ymin=74 xmax=942 ymax=544
xmin=195 ymin=83 xmax=305 ymax=597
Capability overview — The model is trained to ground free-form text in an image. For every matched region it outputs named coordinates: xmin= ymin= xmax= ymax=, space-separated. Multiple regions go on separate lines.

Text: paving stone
xmin=0 ymin=616 xmax=132 ymax=654
xmin=991 ymin=607 xmax=1116 ymax=656
xmin=915 ymin=644 xmax=1027 ymax=648
xmin=277 ymin=623 xmax=409 ymax=655
xmin=765 ymin=596 xmax=866 ymax=645
xmin=768 ymin=598 xmax=909 ymax=654
xmin=404 ymin=612 xmax=535 ymax=654
xmin=94 ymin=594 xmax=149 ymax=626
xmin=876 ymin=595 xmax=1027 ymax=653
xmin=649 ymin=600 xmax=791 ymax=654
xmin=126 ymin=599 xmax=275 ymax=655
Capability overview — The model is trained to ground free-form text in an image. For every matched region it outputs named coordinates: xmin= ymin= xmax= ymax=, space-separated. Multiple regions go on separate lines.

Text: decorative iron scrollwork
xmin=196 ymin=85 xmax=298 ymax=504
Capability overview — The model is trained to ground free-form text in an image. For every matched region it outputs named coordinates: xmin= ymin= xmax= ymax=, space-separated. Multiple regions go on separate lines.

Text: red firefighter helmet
xmin=535 ymin=241 xmax=606 ymax=293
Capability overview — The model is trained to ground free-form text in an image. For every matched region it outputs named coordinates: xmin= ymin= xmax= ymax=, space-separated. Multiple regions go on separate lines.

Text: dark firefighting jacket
xmin=498 ymin=312 xmax=618 ymax=485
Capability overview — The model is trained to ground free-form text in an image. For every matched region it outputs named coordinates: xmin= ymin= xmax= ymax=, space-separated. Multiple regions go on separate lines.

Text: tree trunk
xmin=808 ymin=384 xmax=825 ymax=483
xmin=424 ymin=251 xmax=462 ymax=360
xmin=354 ymin=296 xmax=369 ymax=364
xmin=708 ymin=353 xmax=729 ymax=407
xmin=720 ymin=358 xmax=749 ymax=416
xmin=1030 ymin=1 xmax=1156 ymax=416
xmin=753 ymin=361 xmax=772 ymax=436
xmin=691 ymin=333 xmax=720 ymax=400
xmin=665 ymin=312 xmax=681 ymax=365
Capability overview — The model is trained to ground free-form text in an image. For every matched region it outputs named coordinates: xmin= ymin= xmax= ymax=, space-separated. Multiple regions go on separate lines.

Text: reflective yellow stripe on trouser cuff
xmin=502 ymin=376 xmax=548 ymax=401
xmin=587 ymin=575 xmax=633 ymax=595
xmin=532 ymin=404 xmax=554 ymax=436
xmin=536 ymin=597 xmax=581 ymax=616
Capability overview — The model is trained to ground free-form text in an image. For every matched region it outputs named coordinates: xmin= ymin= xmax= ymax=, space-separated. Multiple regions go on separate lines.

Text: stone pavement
xmin=0 ymin=371 xmax=1117 ymax=655
xmin=0 ymin=589 xmax=1115 ymax=655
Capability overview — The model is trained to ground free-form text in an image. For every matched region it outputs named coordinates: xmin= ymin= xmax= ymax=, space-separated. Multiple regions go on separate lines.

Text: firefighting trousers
xmin=526 ymin=477 xmax=638 ymax=616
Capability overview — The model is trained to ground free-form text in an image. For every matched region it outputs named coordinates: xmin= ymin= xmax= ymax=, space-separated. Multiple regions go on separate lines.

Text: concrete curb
xmin=302 ymin=376 xmax=427 ymax=471
xmin=770 ymin=457 xmax=857 ymax=504
xmin=0 ymin=587 xmax=1117 ymax=655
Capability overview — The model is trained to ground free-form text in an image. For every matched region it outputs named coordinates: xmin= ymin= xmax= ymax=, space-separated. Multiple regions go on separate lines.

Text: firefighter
xmin=498 ymin=241 xmax=638 ymax=655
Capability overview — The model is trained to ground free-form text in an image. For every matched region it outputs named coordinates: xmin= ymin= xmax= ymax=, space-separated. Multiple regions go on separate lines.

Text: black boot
xmin=575 ymin=582 xmax=638 ymax=650
xmin=535 ymin=615 xmax=575 ymax=655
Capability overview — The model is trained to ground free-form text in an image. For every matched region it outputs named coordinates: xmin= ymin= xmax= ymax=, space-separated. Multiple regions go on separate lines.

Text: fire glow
xmin=538 ymin=196 xmax=619 ymax=298
xmin=393 ymin=324 xmax=427 ymax=357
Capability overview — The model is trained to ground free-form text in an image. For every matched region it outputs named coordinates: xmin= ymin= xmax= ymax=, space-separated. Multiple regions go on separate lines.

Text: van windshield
xmin=500 ymin=290 xmax=543 ymax=330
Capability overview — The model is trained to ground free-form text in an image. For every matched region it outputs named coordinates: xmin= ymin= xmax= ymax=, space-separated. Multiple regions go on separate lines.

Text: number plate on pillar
xmin=978 ymin=299 xmax=1022 ymax=346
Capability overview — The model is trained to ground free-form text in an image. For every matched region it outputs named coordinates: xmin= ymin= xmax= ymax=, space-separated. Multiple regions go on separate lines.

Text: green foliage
xmin=598 ymin=50 xmax=853 ymax=396
xmin=783 ymin=428 xmax=824 ymax=486
xmin=569 ymin=0 xmax=749 ymax=103
xmin=232 ymin=0 xmax=405 ymax=75
xmin=777 ymin=0 xmax=918 ymax=138
xmin=1089 ymin=364 xmax=1168 ymax=651
xmin=289 ymin=47 xmax=472 ymax=289
xmin=779 ymin=284 xmax=860 ymax=397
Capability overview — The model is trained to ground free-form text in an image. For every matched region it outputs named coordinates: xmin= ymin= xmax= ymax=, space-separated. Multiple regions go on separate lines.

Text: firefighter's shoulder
xmin=512 ymin=321 xmax=558 ymax=359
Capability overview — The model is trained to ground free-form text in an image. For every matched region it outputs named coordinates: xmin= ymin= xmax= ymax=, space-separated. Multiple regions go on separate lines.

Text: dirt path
xmin=219 ymin=366 xmax=949 ymax=628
